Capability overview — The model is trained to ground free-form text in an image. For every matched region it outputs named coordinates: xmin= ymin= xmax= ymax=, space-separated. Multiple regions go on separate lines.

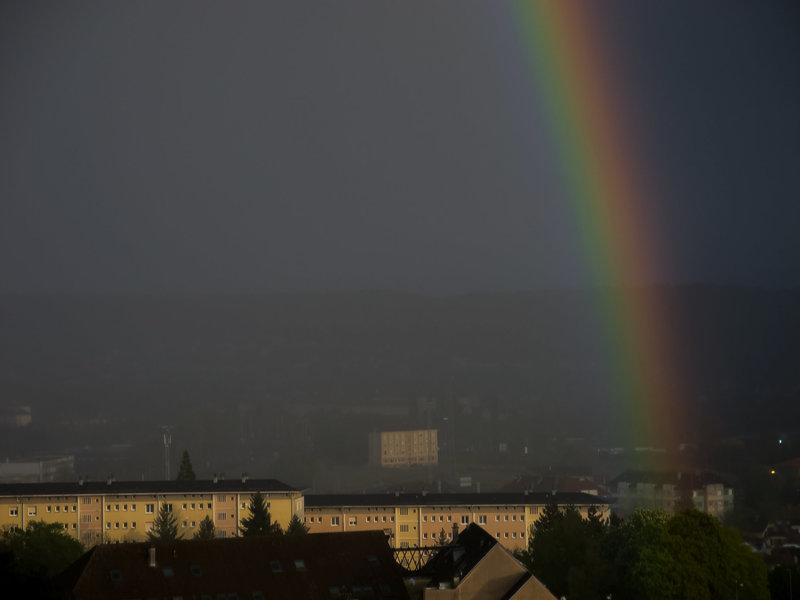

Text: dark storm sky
xmin=1 ymin=1 xmax=798 ymax=294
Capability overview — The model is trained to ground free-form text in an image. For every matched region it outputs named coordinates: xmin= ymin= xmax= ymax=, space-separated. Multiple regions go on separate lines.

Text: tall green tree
xmin=193 ymin=516 xmax=216 ymax=540
xmin=286 ymin=514 xmax=309 ymax=535
xmin=147 ymin=503 xmax=183 ymax=541
xmin=240 ymin=492 xmax=282 ymax=536
xmin=176 ymin=450 xmax=196 ymax=481
xmin=1 ymin=521 xmax=84 ymax=581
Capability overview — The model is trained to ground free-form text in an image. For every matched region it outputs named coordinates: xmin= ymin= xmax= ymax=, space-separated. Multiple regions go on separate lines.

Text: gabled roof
xmin=306 ymin=491 xmax=608 ymax=508
xmin=0 ymin=478 xmax=297 ymax=497
xmin=58 ymin=532 xmax=408 ymax=600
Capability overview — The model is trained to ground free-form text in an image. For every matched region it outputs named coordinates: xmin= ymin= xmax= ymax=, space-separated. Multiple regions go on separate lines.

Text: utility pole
xmin=162 ymin=426 xmax=172 ymax=480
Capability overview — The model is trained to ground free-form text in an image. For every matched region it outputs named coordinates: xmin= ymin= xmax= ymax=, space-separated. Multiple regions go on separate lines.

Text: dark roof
xmin=424 ymin=523 xmax=498 ymax=585
xmin=58 ymin=532 xmax=408 ymax=600
xmin=609 ymin=470 xmax=731 ymax=488
xmin=306 ymin=491 xmax=608 ymax=508
xmin=0 ymin=478 xmax=297 ymax=497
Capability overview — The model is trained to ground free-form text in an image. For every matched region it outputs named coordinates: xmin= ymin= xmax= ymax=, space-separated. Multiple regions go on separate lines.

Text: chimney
xmin=213 ymin=473 xmax=218 ymax=484
xmin=395 ymin=491 xmax=400 ymax=497
xmin=107 ymin=475 xmax=115 ymax=486
xmin=421 ymin=489 xmax=428 ymax=497
xmin=148 ymin=547 xmax=156 ymax=568
xmin=78 ymin=476 xmax=84 ymax=486
xmin=241 ymin=472 xmax=249 ymax=483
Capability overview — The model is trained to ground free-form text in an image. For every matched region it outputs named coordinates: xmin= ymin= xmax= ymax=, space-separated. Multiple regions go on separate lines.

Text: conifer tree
xmin=176 ymin=450 xmax=196 ymax=481
xmin=147 ymin=503 xmax=183 ymax=541
xmin=240 ymin=492 xmax=282 ymax=536
xmin=194 ymin=516 xmax=216 ymax=540
xmin=286 ymin=514 xmax=309 ymax=535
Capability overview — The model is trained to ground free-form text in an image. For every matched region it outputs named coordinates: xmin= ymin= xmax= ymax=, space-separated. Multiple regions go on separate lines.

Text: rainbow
xmin=510 ymin=1 xmax=681 ymax=451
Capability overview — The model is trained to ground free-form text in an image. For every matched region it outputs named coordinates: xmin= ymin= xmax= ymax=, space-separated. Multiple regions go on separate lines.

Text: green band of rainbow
xmin=513 ymin=1 xmax=680 ymax=450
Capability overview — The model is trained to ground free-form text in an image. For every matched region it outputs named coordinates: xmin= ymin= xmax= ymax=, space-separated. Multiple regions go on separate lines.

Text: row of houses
xmin=0 ymin=478 xmax=607 ymax=552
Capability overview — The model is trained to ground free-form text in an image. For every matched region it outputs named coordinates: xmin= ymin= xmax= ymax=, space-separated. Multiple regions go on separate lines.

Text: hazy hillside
xmin=1 ymin=287 xmax=798 ymax=435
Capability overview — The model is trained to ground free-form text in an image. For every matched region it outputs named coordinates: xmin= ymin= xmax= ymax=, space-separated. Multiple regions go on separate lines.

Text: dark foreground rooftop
xmin=57 ymin=531 xmax=408 ymax=600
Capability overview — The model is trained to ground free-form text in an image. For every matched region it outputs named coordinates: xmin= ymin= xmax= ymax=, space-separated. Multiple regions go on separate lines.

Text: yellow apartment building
xmin=304 ymin=492 xmax=609 ymax=552
xmin=368 ymin=429 xmax=439 ymax=467
xmin=0 ymin=477 xmax=302 ymax=547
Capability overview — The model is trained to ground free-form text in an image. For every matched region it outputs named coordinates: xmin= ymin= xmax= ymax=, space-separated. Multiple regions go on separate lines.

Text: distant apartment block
xmin=0 ymin=455 xmax=75 ymax=484
xmin=304 ymin=491 xmax=610 ymax=552
xmin=0 ymin=478 xmax=302 ymax=547
xmin=369 ymin=429 xmax=439 ymax=468
xmin=609 ymin=470 xmax=733 ymax=519
xmin=0 ymin=405 xmax=32 ymax=428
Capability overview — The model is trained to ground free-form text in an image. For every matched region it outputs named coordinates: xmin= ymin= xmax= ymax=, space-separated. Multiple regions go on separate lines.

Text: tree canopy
xmin=147 ymin=503 xmax=183 ymax=541
xmin=517 ymin=505 xmax=768 ymax=600
xmin=240 ymin=492 xmax=282 ymax=536
xmin=286 ymin=514 xmax=309 ymax=535
xmin=193 ymin=515 xmax=216 ymax=540
xmin=176 ymin=449 xmax=196 ymax=481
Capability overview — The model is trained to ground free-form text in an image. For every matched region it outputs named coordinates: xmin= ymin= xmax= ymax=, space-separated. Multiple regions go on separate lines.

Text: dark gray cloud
xmin=1 ymin=1 xmax=798 ymax=293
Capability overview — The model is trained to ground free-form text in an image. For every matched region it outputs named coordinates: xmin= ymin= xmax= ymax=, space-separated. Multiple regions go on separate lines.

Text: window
xmin=63 ymin=523 xmax=69 ymax=530
xmin=114 ymin=522 xmax=119 ymax=529
xmin=9 ymin=507 xmax=18 ymax=517
xmin=269 ymin=560 xmax=283 ymax=573
xmin=504 ymin=532 xmax=508 ymax=538
xmin=399 ymin=508 xmax=408 ymax=515
xmin=64 ymin=505 xmax=69 ymax=512
xmin=131 ymin=504 xmax=136 ymax=510
xmin=132 ymin=522 xmax=137 ymax=528
xmin=252 ymin=593 xmax=265 ymax=600
xmin=146 ymin=504 xmax=155 ymax=514
xmin=162 ymin=567 xmax=174 ymax=577
xmin=399 ymin=524 xmax=409 ymax=532
xmin=438 ymin=516 xmax=443 ymax=522
xmin=115 ymin=504 xmax=119 ymax=511
xmin=110 ymin=569 xmax=122 ymax=581
xmin=512 ymin=532 xmax=517 ymax=538
xmin=479 ymin=515 xmax=487 ymax=524
xmin=28 ymin=507 xmax=37 ymax=516
xmin=55 ymin=506 xmax=60 ymax=513
xmin=390 ymin=517 xmax=394 ymax=522
xmin=241 ymin=502 xmax=246 ymax=509
xmin=331 ymin=516 xmax=340 ymax=526
xmin=123 ymin=504 xmax=128 ymax=511
xmin=382 ymin=516 xmax=386 ymax=523
xmin=47 ymin=506 xmax=52 ymax=512
xmin=182 ymin=521 xmax=188 ymax=528
xmin=123 ymin=522 xmax=128 ymax=529
xmin=504 ymin=515 xmax=509 ymax=521
xmin=182 ymin=504 xmax=187 ymax=510
xmin=82 ymin=515 xmax=92 ymax=523
xmin=217 ymin=513 xmax=227 ymax=521
xmin=166 ymin=504 xmax=173 ymax=513
xmin=422 ymin=516 xmax=427 ymax=522
xmin=447 ymin=516 xmax=452 ymax=522
xmin=294 ymin=559 xmax=306 ymax=571
xmin=191 ymin=503 xmax=195 ymax=510
xmin=348 ymin=517 xmax=357 ymax=526
xmin=106 ymin=523 xmax=111 ymax=529
xmin=431 ymin=532 xmax=437 ymax=539
xmin=531 ymin=507 xmax=539 ymax=515
xmin=191 ymin=565 xmax=202 ymax=577
xmin=72 ymin=505 xmax=77 ymax=512
xmin=495 ymin=515 xmax=500 ymax=521
xmin=191 ymin=521 xmax=196 ymax=527
xmin=82 ymin=497 xmax=91 ymax=505
xmin=512 ymin=515 xmax=516 ymax=521
xmin=72 ymin=523 xmax=77 ymax=529
xmin=423 ymin=533 xmax=428 ymax=539
xmin=208 ymin=503 xmax=213 ymax=509
xmin=460 ymin=516 xmax=469 ymax=524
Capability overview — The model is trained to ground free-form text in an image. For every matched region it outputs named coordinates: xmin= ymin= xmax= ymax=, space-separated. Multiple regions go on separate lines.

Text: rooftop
xmin=58 ymin=531 xmax=407 ymax=600
xmin=306 ymin=491 xmax=608 ymax=508
xmin=0 ymin=478 xmax=298 ymax=497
